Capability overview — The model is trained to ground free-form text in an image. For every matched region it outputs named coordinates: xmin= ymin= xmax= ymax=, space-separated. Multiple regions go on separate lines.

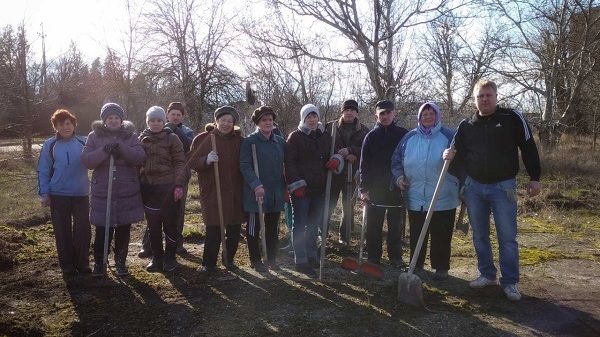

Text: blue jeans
xmin=291 ymin=193 xmax=325 ymax=264
xmin=464 ymin=176 xmax=519 ymax=286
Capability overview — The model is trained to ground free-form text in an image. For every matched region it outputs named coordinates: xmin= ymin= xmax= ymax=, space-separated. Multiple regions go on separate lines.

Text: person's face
xmin=147 ymin=118 xmax=164 ymax=133
xmin=216 ymin=114 xmax=234 ymax=134
xmin=420 ymin=107 xmax=436 ymax=128
xmin=104 ymin=115 xmax=122 ymax=130
xmin=55 ymin=119 xmax=75 ymax=138
xmin=305 ymin=112 xmax=319 ymax=129
xmin=342 ymin=108 xmax=357 ymax=123
xmin=377 ymin=110 xmax=396 ymax=126
xmin=474 ymin=86 xmax=498 ymax=116
xmin=258 ymin=114 xmax=274 ymax=133
xmin=167 ymin=109 xmax=183 ymax=125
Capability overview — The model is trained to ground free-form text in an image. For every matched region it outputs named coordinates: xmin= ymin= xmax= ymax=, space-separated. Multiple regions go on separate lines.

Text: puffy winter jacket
xmin=37 ymin=133 xmax=89 ymax=198
xmin=139 ymin=128 xmax=185 ymax=186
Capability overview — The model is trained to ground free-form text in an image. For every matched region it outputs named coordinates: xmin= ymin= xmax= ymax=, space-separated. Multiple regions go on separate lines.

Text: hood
xmin=417 ymin=101 xmax=442 ymax=136
xmin=91 ymin=120 xmax=137 ymax=138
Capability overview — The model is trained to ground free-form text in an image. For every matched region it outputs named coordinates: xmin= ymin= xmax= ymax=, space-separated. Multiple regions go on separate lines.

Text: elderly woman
xmin=240 ymin=106 xmax=286 ymax=273
xmin=286 ymin=104 xmax=343 ymax=278
xmin=37 ymin=109 xmax=90 ymax=275
xmin=81 ymin=103 xmax=146 ymax=277
xmin=391 ymin=101 xmax=460 ymax=279
xmin=189 ymin=106 xmax=245 ymax=274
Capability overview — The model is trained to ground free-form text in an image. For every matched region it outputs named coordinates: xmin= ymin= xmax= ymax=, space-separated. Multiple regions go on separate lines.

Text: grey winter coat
xmin=81 ymin=121 xmax=146 ymax=227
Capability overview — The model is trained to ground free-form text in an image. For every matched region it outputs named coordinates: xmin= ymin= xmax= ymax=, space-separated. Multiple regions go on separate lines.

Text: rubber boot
xmin=138 ymin=227 xmax=152 ymax=258
xmin=114 ymin=249 xmax=129 ymax=276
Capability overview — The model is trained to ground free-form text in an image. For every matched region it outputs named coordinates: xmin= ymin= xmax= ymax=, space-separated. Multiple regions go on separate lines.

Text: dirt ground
xmin=0 ymin=148 xmax=599 ymax=336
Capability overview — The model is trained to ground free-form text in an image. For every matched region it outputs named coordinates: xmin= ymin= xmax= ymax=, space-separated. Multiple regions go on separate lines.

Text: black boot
xmin=163 ymin=253 xmax=177 ymax=272
xmin=92 ymin=263 xmax=105 ymax=278
xmin=138 ymin=227 xmax=152 ymax=258
xmin=146 ymin=256 xmax=163 ymax=273
xmin=114 ymin=250 xmax=129 ymax=276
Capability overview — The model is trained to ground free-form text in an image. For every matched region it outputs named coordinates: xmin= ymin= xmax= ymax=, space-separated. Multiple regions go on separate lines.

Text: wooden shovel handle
xmin=211 ymin=133 xmax=228 ymax=265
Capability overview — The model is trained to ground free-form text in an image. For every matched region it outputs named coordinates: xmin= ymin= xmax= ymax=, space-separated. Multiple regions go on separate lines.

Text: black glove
xmin=164 ymin=122 xmax=178 ymax=133
xmin=103 ymin=143 xmax=119 ymax=155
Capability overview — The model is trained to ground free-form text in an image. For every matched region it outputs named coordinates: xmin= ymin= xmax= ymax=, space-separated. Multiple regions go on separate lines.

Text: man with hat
xmin=359 ymin=100 xmax=408 ymax=268
xmin=240 ymin=106 xmax=286 ymax=272
xmin=325 ymin=99 xmax=369 ymax=244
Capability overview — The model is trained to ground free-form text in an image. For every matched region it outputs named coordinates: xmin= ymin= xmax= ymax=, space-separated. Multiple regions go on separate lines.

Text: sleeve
xmin=170 ymin=135 xmax=186 ymax=186
xmin=284 ymin=133 xmax=307 ymax=192
xmin=349 ymin=125 xmax=369 ymax=157
xmin=188 ymin=133 xmax=211 ymax=172
xmin=452 ymin=120 xmax=468 ymax=178
xmin=390 ymin=135 xmax=407 ymax=187
xmin=174 ymin=126 xmax=192 ymax=153
xmin=37 ymin=139 xmax=53 ymax=197
xmin=119 ymin=135 xmax=146 ymax=166
xmin=81 ymin=133 xmax=109 ymax=170
xmin=239 ymin=138 xmax=262 ymax=190
xmin=358 ymin=133 xmax=372 ymax=193
xmin=513 ymin=111 xmax=541 ymax=181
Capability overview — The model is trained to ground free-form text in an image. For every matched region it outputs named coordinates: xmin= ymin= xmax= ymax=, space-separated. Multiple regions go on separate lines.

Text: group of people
xmin=37 ymin=79 xmax=541 ymax=301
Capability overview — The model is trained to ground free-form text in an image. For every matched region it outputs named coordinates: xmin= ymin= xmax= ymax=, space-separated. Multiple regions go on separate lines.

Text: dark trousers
xmin=142 ymin=186 xmax=179 ymax=259
xmin=408 ymin=209 xmax=457 ymax=271
xmin=50 ymin=195 xmax=91 ymax=270
xmin=365 ymin=204 xmax=403 ymax=262
xmin=328 ymin=174 xmax=355 ymax=241
xmin=176 ymin=177 xmax=190 ymax=246
xmin=203 ymin=224 xmax=241 ymax=267
xmin=93 ymin=225 xmax=131 ymax=265
xmin=247 ymin=212 xmax=280 ymax=264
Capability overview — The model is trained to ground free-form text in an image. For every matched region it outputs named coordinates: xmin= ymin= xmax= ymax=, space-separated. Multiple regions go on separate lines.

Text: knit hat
xmin=251 ymin=106 xmax=277 ymax=124
xmin=100 ymin=103 xmax=125 ymax=122
xmin=167 ymin=102 xmax=185 ymax=114
xmin=300 ymin=104 xmax=320 ymax=122
xmin=214 ymin=105 xmax=239 ymax=124
xmin=341 ymin=99 xmax=359 ymax=112
xmin=146 ymin=106 xmax=166 ymax=123
xmin=375 ymin=100 xmax=395 ymax=114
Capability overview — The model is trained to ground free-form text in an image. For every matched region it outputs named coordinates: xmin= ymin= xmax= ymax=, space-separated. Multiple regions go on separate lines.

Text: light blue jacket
xmin=37 ymin=134 xmax=89 ymax=198
xmin=391 ymin=103 xmax=459 ymax=211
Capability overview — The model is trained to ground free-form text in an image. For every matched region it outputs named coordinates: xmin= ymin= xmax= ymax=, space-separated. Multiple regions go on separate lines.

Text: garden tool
xmin=102 ymin=154 xmax=114 ymax=273
xmin=455 ymin=201 xmax=469 ymax=234
xmin=210 ymin=133 xmax=228 ymax=266
xmin=251 ymin=144 xmax=268 ymax=262
xmin=342 ymin=161 xmax=353 ymax=247
xmin=398 ymin=157 xmax=452 ymax=306
xmin=341 ymin=205 xmax=384 ymax=279
xmin=319 ymin=124 xmax=337 ymax=280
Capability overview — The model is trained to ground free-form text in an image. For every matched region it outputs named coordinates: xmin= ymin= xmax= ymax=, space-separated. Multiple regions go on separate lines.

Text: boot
xmin=146 ymin=256 xmax=163 ymax=273
xmin=92 ymin=263 xmax=105 ymax=278
xmin=114 ymin=251 xmax=129 ymax=276
xmin=163 ymin=253 xmax=177 ymax=272
xmin=138 ymin=228 xmax=152 ymax=258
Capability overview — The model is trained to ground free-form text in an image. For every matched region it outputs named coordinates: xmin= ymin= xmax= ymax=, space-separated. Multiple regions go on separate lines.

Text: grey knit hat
xmin=214 ymin=105 xmax=239 ymax=124
xmin=146 ymin=106 xmax=166 ymax=123
xmin=100 ymin=103 xmax=125 ymax=122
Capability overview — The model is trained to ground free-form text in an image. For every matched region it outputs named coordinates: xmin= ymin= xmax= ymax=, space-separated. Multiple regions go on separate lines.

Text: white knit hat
xmin=300 ymin=104 xmax=320 ymax=122
xmin=146 ymin=106 xmax=166 ymax=124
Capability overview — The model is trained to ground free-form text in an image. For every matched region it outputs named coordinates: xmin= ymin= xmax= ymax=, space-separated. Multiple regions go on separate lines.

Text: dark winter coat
xmin=285 ymin=127 xmax=334 ymax=196
xmin=189 ymin=124 xmax=245 ymax=226
xmin=359 ymin=121 xmax=408 ymax=205
xmin=81 ymin=121 xmax=145 ymax=227
xmin=139 ymin=128 xmax=186 ymax=186
xmin=325 ymin=116 xmax=369 ymax=176
xmin=240 ymin=130 xmax=286 ymax=213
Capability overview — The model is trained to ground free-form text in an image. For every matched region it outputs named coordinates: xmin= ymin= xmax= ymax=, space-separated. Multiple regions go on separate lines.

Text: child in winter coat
xmin=81 ymin=103 xmax=146 ymax=277
xmin=37 ymin=109 xmax=90 ymax=275
xmin=139 ymin=106 xmax=186 ymax=272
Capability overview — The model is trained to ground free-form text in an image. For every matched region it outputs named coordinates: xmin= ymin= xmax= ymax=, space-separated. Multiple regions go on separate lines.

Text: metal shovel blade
xmin=398 ymin=272 xmax=424 ymax=306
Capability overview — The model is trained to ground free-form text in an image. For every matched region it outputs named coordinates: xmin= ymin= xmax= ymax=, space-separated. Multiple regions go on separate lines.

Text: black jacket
xmin=453 ymin=107 xmax=541 ymax=184
xmin=325 ymin=117 xmax=369 ymax=176
xmin=285 ymin=128 xmax=333 ymax=196
xmin=359 ymin=121 xmax=408 ymax=204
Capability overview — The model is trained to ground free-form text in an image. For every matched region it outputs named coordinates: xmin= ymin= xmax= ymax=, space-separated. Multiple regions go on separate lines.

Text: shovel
xmin=251 ymin=144 xmax=268 ymax=262
xmin=102 ymin=154 xmax=115 ymax=274
xmin=210 ymin=134 xmax=228 ymax=266
xmin=341 ymin=205 xmax=384 ymax=279
xmin=398 ymin=157 xmax=452 ymax=306
xmin=343 ymin=161 xmax=353 ymax=247
xmin=319 ymin=124 xmax=337 ymax=280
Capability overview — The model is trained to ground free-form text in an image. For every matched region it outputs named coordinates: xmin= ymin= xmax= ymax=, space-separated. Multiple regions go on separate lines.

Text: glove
xmin=284 ymin=189 xmax=290 ymax=203
xmin=164 ymin=122 xmax=178 ymax=132
xmin=173 ymin=186 xmax=184 ymax=201
xmin=103 ymin=143 xmax=119 ymax=155
xmin=206 ymin=150 xmax=219 ymax=164
xmin=293 ymin=187 xmax=306 ymax=198
xmin=325 ymin=157 xmax=341 ymax=171
xmin=346 ymin=154 xmax=357 ymax=163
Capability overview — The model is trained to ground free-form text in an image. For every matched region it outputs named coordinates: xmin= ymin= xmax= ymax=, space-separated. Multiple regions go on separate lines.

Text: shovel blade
xmin=341 ymin=257 xmax=360 ymax=271
xmin=359 ymin=262 xmax=384 ymax=279
xmin=398 ymin=272 xmax=424 ymax=306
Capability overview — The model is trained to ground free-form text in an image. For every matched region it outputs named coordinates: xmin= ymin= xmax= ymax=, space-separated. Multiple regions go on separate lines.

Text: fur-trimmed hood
xmin=204 ymin=123 xmax=242 ymax=136
xmin=91 ymin=120 xmax=137 ymax=139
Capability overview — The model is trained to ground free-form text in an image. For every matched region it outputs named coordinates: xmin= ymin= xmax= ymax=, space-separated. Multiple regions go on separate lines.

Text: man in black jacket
xmin=359 ymin=100 xmax=408 ymax=267
xmin=325 ymin=99 xmax=369 ymax=244
xmin=447 ymin=80 xmax=541 ymax=301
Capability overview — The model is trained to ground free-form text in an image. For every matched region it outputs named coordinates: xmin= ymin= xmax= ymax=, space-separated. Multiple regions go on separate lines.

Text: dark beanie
xmin=375 ymin=100 xmax=395 ymax=114
xmin=251 ymin=106 xmax=277 ymax=124
xmin=167 ymin=102 xmax=185 ymax=114
xmin=214 ymin=105 xmax=239 ymax=124
xmin=100 ymin=103 xmax=125 ymax=122
xmin=341 ymin=99 xmax=359 ymax=112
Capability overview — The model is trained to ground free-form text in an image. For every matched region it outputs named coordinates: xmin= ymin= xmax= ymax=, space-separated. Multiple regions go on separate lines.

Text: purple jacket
xmin=81 ymin=121 xmax=145 ymax=227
